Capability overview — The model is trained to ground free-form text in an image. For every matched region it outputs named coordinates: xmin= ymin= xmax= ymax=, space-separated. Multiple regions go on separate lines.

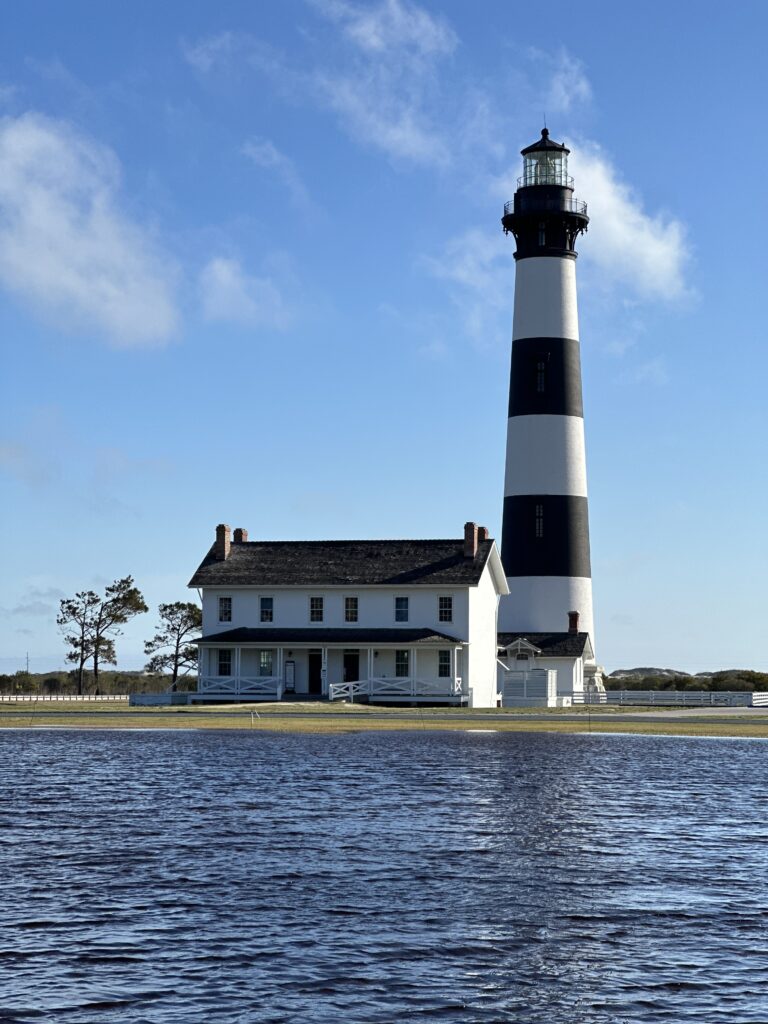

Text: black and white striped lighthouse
xmin=498 ymin=128 xmax=595 ymax=651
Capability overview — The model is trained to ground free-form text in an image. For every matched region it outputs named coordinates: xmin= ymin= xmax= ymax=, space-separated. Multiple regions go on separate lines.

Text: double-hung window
xmin=217 ymin=649 xmax=232 ymax=676
xmin=310 ymin=597 xmax=324 ymax=623
xmin=395 ymin=650 xmax=409 ymax=677
xmin=438 ymin=596 xmax=453 ymax=623
xmin=260 ymin=597 xmax=274 ymax=623
xmin=395 ymin=596 xmax=409 ymax=623
xmin=438 ymin=650 xmax=451 ymax=678
xmin=218 ymin=596 xmax=232 ymax=623
xmin=259 ymin=650 xmax=273 ymax=677
xmin=344 ymin=597 xmax=358 ymax=623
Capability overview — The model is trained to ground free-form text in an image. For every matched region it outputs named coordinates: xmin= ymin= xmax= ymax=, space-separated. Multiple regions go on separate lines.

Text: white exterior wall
xmin=465 ymin=564 xmax=501 ymax=707
xmin=504 ymin=415 xmax=588 ymax=496
xmin=496 ymin=656 xmax=583 ymax=697
xmin=500 ymin=576 xmax=594 ymax=656
xmin=202 ymin=587 xmax=470 ymax=637
xmin=512 ymin=257 xmax=579 ymax=340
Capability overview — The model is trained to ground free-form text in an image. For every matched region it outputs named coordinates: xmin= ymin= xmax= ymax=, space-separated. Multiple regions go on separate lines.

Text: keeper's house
xmin=189 ymin=522 xmax=508 ymax=706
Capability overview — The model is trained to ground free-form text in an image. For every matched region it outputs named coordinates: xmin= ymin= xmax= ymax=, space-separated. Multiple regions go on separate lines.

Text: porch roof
xmin=195 ymin=627 xmax=464 ymax=646
xmin=498 ymin=631 xmax=590 ymax=657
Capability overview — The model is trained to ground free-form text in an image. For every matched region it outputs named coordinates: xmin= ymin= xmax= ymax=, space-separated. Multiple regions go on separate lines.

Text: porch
xmin=193 ymin=627 xmax=466 ymax=704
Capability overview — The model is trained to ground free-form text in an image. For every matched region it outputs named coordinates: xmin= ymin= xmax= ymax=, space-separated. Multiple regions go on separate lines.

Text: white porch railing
xmin=198 ymin=675 xmax=284 ymax=700
xmin=329 ymin=676 xmax=464 ymax=701
xmin=573 ymin=689 xmax=767 ymax=707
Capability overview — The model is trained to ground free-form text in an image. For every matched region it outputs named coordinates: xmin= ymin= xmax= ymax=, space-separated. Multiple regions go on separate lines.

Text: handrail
xmin=517 ymin=173 xmax=574 ymax=189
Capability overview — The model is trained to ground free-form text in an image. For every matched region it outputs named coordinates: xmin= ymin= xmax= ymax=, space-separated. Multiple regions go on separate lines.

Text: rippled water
xmin=1 ymin=729 xmax=767 ymax=1023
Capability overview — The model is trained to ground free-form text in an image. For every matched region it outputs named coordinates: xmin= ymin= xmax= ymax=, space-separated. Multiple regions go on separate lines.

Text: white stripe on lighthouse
xmin=513 ymin=257 xmax=579 ymax=341
xmin=504 ymin=415 xmax=588 ymax=496
xmin=499 ymin=576 xmax=594 ymax=642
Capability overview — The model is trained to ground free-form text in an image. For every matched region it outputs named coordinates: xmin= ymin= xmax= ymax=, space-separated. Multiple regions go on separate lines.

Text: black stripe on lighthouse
xmin=501 ymin=495 xmax=591 ymax=577
xmin=508 ymin=337 xmax=583 ymax=418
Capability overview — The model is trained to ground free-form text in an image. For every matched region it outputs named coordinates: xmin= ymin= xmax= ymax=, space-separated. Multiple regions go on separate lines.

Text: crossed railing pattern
xmin=329 ymin=676 xmax=464 ymax=701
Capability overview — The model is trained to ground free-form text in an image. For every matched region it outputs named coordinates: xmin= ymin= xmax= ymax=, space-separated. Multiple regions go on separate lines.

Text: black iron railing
xmin=517 ymin=172 xmax=575 ymax=189
xmin=504 ymin=197 xmax=587 ymax=217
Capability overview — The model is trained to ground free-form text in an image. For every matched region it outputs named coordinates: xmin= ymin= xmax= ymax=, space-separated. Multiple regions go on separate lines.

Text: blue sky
xmin=1 ymin=0 xmax=766 ymax=674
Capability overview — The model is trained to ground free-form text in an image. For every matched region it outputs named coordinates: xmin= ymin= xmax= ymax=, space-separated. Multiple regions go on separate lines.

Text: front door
xmin=343 ymin=649 xmax=360 ymax=683
xmin=308 ymin=649 xmax=322 ymax=695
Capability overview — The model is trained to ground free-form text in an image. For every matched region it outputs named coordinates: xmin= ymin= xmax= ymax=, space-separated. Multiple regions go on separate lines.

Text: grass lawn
xmin=1 ymin=701 xmax=767 ymax=737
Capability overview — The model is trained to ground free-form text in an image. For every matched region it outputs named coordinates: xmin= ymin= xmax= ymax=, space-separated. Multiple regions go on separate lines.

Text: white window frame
xmin=344 ymin=596 xmax=359 ymax=623
xmin=217 ymin=649 xmax=232 ymax=677
xmin=438 ymin=595 xmax=453 ymax=623
xmin=394 ymin=596 xmax=409 ymax=623
xmin=309 ymin=596 xmax=324 ymax=623
xmin=260 ymin=596 xmax=274 ymax=623
xmin=395 ymin=650 xmax=409 ymax=677
xmin=218 ymin=596 xmax=232 ymax=623
xmin=438 ymin=650 xmax=451 ymax=678
xmin=259 ymin=650 xmax=273 ymax=677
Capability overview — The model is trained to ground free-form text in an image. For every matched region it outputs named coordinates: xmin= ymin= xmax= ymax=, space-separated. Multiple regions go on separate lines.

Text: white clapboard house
xmin=189 ymin=522 xmax=508 ymax=706
xmin=496 ymin=624 xmax=596 ymax=706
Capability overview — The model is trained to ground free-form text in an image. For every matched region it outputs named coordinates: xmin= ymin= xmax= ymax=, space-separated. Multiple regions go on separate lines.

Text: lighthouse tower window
xmin=536 ymin=361 xmax=546 ymax=393
xmin=535 ymin=504 xmax=544 ymax=539
xmin=538 ymin=222 xmax=546 ymax=247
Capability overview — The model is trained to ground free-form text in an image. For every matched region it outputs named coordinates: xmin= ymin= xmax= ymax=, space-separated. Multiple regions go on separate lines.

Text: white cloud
xmin=545 ymin=50 xmax=591 ymax=115
xmin=182 ymin=31 xmax=240 ymax=73
xmin=242 ymin=138 xmax=310 ymax=206
xmin=199 ymin=257 xmax=291 ymax=330
xmin=571 ymin=142 xmax=690 ymax=301
xmin=310 ymin=0 xmax=457 ymax=57
xmin=422 ymin=228 xmax=511 ymax=347
xmin=0 ymin=113 xmax=178 ymax=346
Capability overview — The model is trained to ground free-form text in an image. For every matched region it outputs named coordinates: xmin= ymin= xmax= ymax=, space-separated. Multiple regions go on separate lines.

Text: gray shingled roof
xmin=189 ymin=539 xmax=494 ymax=589
xmin=497 ymin=632 xmax=589 ymax=657
xmin=195 ymin=627 xmax=464 ymax=645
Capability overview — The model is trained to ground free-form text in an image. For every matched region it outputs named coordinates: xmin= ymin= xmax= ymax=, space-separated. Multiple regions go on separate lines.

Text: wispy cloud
xmin=0 ymin=113 xmax=179 ymax=346
xmin=422 ymin=228 xmax=510 ymax=348
xmin=572 ymin=142 xmax=691 ymax=302
xmin=543 ymin=49 xmax=592 ymax=115
xmin=242 ymin=138 xmax=310 ymax=206
xmin=310 ymin=0 xmax=457 ymax=57
xmin=199 ymin=257 xmax=291 ymax=329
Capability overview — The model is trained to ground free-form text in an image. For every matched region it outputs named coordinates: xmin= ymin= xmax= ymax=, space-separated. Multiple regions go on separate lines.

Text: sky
xmin=1 ymin=0 xmax=766 ymax=675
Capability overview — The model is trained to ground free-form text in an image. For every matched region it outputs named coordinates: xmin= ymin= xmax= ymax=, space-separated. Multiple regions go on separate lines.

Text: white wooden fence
xmin=330 ymin=676 xmax=464 ymax=701
xmin=574 ymin=690 xmax=768 ymax=707
xmin=0 ymin=693 xmax=129 ymax=702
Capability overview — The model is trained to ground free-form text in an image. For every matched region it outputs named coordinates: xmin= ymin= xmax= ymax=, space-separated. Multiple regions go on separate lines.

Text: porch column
xmin=411 ymin=647 xmax=417 ymax=698
xmin=277 ymin=646 xmax=284 ymax=682
xmin=367 ymin=647 xmax=374 ymax=682
xmin=455 ymin=646 xmax=462 ymax=695
xmin=321 ymin=647 xmax=328 ymax=697
xmin=234 ymin=647 xmax=242 ymax=696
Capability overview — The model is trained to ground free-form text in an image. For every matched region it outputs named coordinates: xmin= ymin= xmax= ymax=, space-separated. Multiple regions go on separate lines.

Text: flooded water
xmin=1 ymin=729 xmax=767 ymax=1023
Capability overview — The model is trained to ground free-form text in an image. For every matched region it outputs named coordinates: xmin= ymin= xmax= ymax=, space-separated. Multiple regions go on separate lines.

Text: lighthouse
xmin=498 ymin=128 xmax=596 ymax=656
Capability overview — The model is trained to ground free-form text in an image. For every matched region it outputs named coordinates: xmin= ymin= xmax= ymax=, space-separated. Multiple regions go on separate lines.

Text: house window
xmin=438 ymin=596 xmax=453 ymax=623
xmin=345 ymin=597 xmax=358 ymax=623
xmin=438 ymin=650 xmax=451 ymax=678
xmin=395 ymin=650 xmax=409 ymax=677
xmin=260 ymin=597 xmax=273 ymax=623
xmin=535 ymin=504 xmax=544 ymax=539
xmin=217 ymin=649 xmax=232 ymax=676
xmin=395 ymin=597 xmax=409 ymax=622
xmin=218 ymin=596 xmax=232 ymax=623
xmin=259 ymin=650 xmax=273 ymax=677
xmin=310 ymin=597 xmax=324 ymax=622
xmin=536 ymin=360 xmax=546 ymax=393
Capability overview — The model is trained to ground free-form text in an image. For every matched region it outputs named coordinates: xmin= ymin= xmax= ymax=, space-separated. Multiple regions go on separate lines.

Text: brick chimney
xmin=464 ymin=521 xmax=478 ymax=558
xmin=233 ymin=528 xmax=248 ymax=543
xmin=478 ymin=526 xmax=489 ymax=542
xmin=568 ymin=610 xmax=579 ymax=635
xmin=215 ymin=524 xmax=231 ymax=561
